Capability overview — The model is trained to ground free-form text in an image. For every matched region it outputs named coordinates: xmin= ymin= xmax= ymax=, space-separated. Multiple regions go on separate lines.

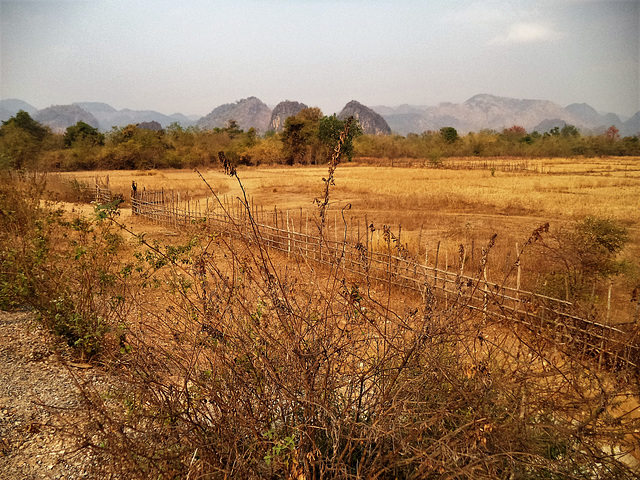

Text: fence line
xmin=117 ymin=184 xmax=640 ymax=372
xmin=94 ymin=175 xmax=111 ymax=203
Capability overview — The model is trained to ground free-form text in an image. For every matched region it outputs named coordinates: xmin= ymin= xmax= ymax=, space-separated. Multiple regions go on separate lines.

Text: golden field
xmin=56 ymin=156 xmax=640 ymax=261
xmin=51 ymin=156 xmax=639 ymax=323
xmin=6 ymin=159 xmax=636 ymax=477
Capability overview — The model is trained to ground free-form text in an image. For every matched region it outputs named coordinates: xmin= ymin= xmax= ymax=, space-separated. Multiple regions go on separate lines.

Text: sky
xmin=1 ymin=0 xmax=638 ymax=117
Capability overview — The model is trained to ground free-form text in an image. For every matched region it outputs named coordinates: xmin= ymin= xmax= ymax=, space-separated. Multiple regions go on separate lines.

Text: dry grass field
xmin=5 ymin=159 xmax=639 ymax=477
xmin=50 ymin=155 xmax=640 ymax=325
xmin=56 ymin=156 xmax=640 ymax=274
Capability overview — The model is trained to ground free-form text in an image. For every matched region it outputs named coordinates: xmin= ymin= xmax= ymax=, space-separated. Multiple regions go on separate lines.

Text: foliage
xmin=561 ymin=124 xmax=580 ymax=138
xmin=1 ymin=155 xmax=638 ymax=477
xmin=502 ymin=125 xmax=527 ymax=140
xmin=532 ymin=216 xmax=630 ymax=307
xmin=440 ymin=126 xmax=459 ymax=143
xmin=0 ymin=110 xmax=52 ymax=169
xmin=281 ymin=107 xmax=323 ymax=165
xmin=1 ymin=110 xmax=49 ymax=140
xmin=3 ymin=111 xmax=639 ymax=171
xmin=0 ymin=171 xmax=126 ymax=357
xmin=604 ymin=125 xmax=620 ymax=142
xmin=63 ymin=121 xmax=105 ymax=148
xmin=565 ymin=216 xmax=629 ymax=279
xmin=69 ymin=196 xmax=636 ymax=479
xmin=318 ymin=114 xmax=363 ymax=162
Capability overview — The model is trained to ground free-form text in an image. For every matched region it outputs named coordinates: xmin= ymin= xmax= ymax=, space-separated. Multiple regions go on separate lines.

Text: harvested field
xmin=3 ymin=161 xmax=640 ymax=478
xmin=55 ymin=156 xmax=640 ymax=323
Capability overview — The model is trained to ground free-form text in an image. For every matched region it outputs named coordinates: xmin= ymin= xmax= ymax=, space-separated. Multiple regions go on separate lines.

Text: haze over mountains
xmin=1 ymin=94 xmax=638 ymax=137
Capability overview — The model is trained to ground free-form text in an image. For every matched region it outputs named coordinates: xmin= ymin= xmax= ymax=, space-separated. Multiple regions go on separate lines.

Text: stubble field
xmin=11 ymin=156 xmax=639 ymax=477
xmin=57 ymin=155 xmax=640 ymax=282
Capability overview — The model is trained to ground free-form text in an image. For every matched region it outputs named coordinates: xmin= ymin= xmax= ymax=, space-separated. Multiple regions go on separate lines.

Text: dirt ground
xmin=3 ymin=196 xmax=640 ymax=477
xmin=0 ymin=311 xmax=111 ymax=479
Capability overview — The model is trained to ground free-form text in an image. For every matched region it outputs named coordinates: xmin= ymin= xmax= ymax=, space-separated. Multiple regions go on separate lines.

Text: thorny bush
xmin=59 ymin=160 xmax=640 ymax=478
xmin=0 ymin=171 xmax=127 ymax=357
xmin=1 ymin=150 xmax=638 ymax=477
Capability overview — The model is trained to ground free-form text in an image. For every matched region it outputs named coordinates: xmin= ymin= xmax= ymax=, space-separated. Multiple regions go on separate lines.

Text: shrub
xmin=531 ymin=216 xmax=630 ymax=308
xmin=60 ymin=170 xmax=639 ymax=478
xmin=0 ymin=172 xmax=126 ymax=357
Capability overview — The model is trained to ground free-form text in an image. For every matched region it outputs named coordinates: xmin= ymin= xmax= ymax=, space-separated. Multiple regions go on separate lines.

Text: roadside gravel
xmin=0 ymin=311 xmax=106 ymax=479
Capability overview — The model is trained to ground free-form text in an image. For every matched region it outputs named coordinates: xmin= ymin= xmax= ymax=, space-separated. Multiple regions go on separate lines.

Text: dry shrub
xmin=45 ymin=173 xmax=95 ymax=203
xmin=63 ymin=171 xmax=639 ymax=479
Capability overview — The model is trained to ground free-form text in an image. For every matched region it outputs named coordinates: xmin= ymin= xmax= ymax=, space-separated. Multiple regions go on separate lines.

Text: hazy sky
xmin=1 ymin=0 xmax=638 ymax=117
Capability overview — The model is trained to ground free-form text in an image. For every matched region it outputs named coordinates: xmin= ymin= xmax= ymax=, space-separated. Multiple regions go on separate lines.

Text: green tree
xmin=560 ymin=124 xmax=580 ymax=138
xmin=567 ymin=216 xmax=629 ymax=279
xmin=318 ymin=114 xmax=363 ymax=162
xmin=0 ymin=111 xmax=51 ymax=169
xmin=281 ymin=116 xmax=308 ymax=165
xmin=439 ymin=126 xmax=459 ymax=144
xmin=281 ymin=108 xmax=323 ymax=165
xmin=63 ymin=121 xmax=104 ymax=148
xmin=1 ymin=110 xmax=48 ymax=141
xmin=223 ymin=119 xmax=243 ymax=139
xmin=537 ymin=217 xmax=629 ymax=303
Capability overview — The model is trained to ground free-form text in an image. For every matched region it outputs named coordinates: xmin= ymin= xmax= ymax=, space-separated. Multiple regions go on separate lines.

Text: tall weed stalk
xmin=58 ymin=166 xmax=640 ymax=478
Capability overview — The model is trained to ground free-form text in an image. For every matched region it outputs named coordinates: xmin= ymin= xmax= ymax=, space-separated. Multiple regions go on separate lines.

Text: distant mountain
xmin=622 ymin=112 xmax=640 ymax=137
xmin=0 ymin=99 xmax=38 ymax=122
xmin=73 ymin=102 xmax=196 ymax=131
xmin=2 ymin=95 xmax=637 ymax=137
xmin=269 ymin=100 xmax=308 ymax=132
xmin=431 ymin=94 xmax=583 ymax=133
xmin=376 ymin=94 xmax=637 ymax=136
xmin=371 ymin=104 xmax=429 ymax=116
xmin=33 ymin=105 xmax=100 ymax=133
xmin=73 ymin=102 xmax=118 ymax=114
xmin=533 ymin=118 xmax=567 ymax=133
xmin=137 ymin=120 xmax=163 ymax=131
xmin=338 ymin=100 xmax=391 ymax=136
xmin=565 ymin=103 xmax=622 ymax=132
xmin=197 ymin=97 xmax=272 ymax=133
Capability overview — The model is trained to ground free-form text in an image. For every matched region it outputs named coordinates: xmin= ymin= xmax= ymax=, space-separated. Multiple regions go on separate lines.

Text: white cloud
xmin=489 ymin=22 xmax=564 ymax=45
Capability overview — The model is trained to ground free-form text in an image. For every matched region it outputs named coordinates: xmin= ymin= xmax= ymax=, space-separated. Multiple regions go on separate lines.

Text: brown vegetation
xmin=2 ymin=154 xmax=640 ymax=477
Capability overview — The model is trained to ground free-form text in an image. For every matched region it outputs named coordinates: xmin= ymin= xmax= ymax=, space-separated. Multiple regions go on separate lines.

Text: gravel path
xmin=0 ymin=311 xmax=105 ymax=479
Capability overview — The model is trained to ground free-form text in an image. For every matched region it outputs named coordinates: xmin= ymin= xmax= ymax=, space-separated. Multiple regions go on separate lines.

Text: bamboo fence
xmin=112 ymin=182 xmax=640 ymax=372
xmin=94 ymin=175 xmax=112 ymax=203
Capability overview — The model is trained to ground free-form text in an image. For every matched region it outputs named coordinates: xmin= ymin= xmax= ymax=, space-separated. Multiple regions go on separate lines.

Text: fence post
xmin=606 ymin=280 xmax=612 ymax=322
xmin=482 ymin=249 xmax=489 ymax=323
xmin=515 ymin=242 xmax=521 ymax=314
xmin=444 ymin=242 xmax=449 ymax=307
xmin=287 ymin=210 xmax=291 ymax=257
xmin=425 ymin=243 xmax=428 ymax=271
xmin=365 ymin=214 xmax=369 ymax=254
xmin=459 ymin=244 xmax=466 ymax=282
xmin=305 ymin=210 xmax=309 ymax=260
xmin=434 ymin=241 xmax=440 ymax=290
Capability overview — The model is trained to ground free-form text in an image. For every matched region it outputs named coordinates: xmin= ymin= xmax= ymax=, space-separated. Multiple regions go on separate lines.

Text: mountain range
xmin=1 ymin=94 xmax=638 ymax=137
xmin=374 ymin=94 xmax=639 ymax=136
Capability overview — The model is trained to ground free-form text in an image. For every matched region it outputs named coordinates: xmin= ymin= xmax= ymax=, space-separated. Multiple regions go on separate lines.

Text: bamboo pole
xmin=365 ymin=214 xmax=369 ymax=255
xmin=606 ymin=281 xmax=612 ymax=322
xmin=434 ymin=241 xmax=440 ymax=288
xmin=515 ymin=242 xmax=521 ymax=313
xmin=287 ymin=210 xmax=291 ymax=257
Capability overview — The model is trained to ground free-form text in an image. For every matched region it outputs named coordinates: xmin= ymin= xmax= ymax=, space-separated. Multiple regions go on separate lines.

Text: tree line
xmin=1 ymin=109 xmax=638 ymax=171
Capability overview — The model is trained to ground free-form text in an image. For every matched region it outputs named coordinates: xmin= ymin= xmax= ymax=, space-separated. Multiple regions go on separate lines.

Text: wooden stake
xmin=606 ymin=280 xmax=612 ymax=322
xmin=287 ymin=210 xmax=291 ymax=257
